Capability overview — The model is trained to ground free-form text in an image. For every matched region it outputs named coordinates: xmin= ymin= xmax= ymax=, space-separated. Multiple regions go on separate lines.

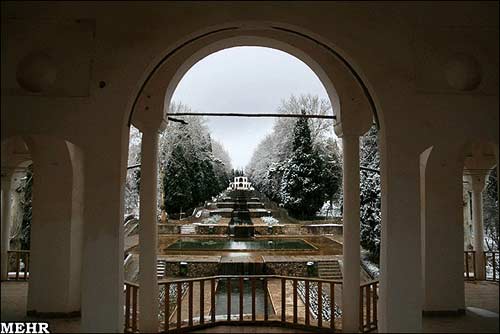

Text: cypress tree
xmin=163 ymin=144 xmax=193 ymax=215
xmin=279 ymin=112 xmax=324 ymax=218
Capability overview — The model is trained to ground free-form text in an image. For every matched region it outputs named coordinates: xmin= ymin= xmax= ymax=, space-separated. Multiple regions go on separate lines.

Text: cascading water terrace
xmin=228 ymin=190 xmax=256 ymax=238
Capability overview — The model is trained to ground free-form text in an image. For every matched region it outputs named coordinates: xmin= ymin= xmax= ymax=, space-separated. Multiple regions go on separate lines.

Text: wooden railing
xmin=124 ymin=275 xmax=380 ymax=333
xmin=484 ymin=251 xmax=499 ymax=282
xmin=464 ymin=251 xmax=476 ymax=280
xmin=156 ymin=275 xmax=345 ymax=333
xmin=6 ymin=250 xmax=30 ymax=281
xmin=464 ymin=251 xmax=500 ymax=281
xmin=359 ymin=280 xmax=378 ymax=333
xmin=125 ymin=281 xmax=139 ymax=333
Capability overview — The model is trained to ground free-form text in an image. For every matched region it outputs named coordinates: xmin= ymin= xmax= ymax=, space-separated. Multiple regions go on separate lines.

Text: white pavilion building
xmin=228 ymin=176 xmax=254 ymax=191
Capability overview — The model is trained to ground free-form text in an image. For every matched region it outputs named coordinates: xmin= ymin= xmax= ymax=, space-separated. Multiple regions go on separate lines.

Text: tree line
xmin=245 ymin=94 xmax=343 ymax=219
xmin=125 ymin=102 xmax=232 ymax=218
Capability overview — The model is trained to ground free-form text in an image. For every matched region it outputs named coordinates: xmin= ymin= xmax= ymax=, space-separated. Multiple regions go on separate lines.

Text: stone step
xmin=180 ymin=225 xmax=196 ymax=234
xmin=318 ymin=260 xmax=342 ymax=279
xmin=157 ymin=260 xmax=167 ymax=278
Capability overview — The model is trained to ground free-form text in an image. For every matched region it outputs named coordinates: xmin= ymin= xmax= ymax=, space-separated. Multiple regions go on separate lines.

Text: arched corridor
xmin=1 ymin=2 xmax=498 ymax=333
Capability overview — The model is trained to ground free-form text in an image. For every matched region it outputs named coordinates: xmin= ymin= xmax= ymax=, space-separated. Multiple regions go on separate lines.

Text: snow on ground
xmin=361 ymin=256 xmax=380 ymax=279
xmin=261 ymin=216 xmax=279 ymax=225
xmin=199 ymin=215 xmax=222 ymax=225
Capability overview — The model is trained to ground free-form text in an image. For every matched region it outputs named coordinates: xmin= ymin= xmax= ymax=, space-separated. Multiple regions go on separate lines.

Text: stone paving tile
xmin=0 ymin=282 xmax=81 ymax=333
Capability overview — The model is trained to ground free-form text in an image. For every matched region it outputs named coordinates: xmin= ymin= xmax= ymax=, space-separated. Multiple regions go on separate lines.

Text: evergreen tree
xmin=163 ymin=144 xmax=193 ymax=215
xmin=199 ymin=134 xmax=219 ymax=200
xmin=279 ymin=112 xmax=325 ymax=218
xmin=359 ymin=126 xmax=381 ymax=263
xmin=15 ymin=164 xmax=33 ymax=250
xmin=484 ymin=168 xmax=498 ymax=252
xmin=318 ymin=137 xmax=342 ymax=208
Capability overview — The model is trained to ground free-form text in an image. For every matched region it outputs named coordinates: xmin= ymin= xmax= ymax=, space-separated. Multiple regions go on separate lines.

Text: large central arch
xmin=127 ymin=20 xmax=384 ymax=333
xmin=128 ymin=22 xmax=379 ymax=137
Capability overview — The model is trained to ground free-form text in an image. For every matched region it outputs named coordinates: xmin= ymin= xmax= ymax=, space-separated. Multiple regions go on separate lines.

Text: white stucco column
xmin=341 ymin=135 xmax=361 ymax=332
xmin=139 ymin=128 xmax=160 ymax=332
xmin=421 ymin=146 xmax=464 ymax=313
xmin=470 ymin=174 xmax=486 ymax=280
xmin=1 ymin=175 xmax=13 ymax=281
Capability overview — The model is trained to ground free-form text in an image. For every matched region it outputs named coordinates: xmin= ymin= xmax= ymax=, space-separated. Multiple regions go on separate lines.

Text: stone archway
xmin=126 ymin=23 xmax=380 ymax=333
xmin=1 ymin=135 xmax=85 ymax=316
xmin=420 ymin=139 xmax=498 ymax=317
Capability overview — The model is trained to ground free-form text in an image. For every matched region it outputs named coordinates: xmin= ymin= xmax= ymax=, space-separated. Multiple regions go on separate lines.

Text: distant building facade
xmin=228 ymin=176 xmax=254 ymax=191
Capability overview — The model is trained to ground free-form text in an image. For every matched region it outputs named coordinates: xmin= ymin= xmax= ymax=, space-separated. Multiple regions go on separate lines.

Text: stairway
xmin=157 ymin=260 xmax=167 ymax=279
xmin=318 ymin=260 xmax=343 ymax=280
xmin=180 ymin=224 xmax=196 ymax=234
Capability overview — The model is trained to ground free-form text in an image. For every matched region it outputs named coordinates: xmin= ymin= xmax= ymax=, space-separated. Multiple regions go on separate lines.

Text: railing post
xmin=125 ymin=285 xmax=131 ymax=331
xmin=211 ymin=278 xmax=216 ymax=323
xmin=317 ymin=282 xmax=323 ymax=328
xmin=465 ymin=252 xmax=470 ymax=279
xmin=330 ymin=282 xmax=335 ymax=330
xmin=359 ymin=285 xmax=364 ymax=332
xmin=165 ymin=283 xmax=170 ymax=331
xmin=15 ymin=252 xmax=20 ymax=281
xmin=188 ymin=281 xmax=193 ymax=326
xmin=374 ymin=282 xmax=378 ymax=328
xmin=1 ymin=178 xmax=12 ymax=281
xmin=199 ymin=280 xmax=204 ymax=324
xmin=494 ymin=253 xmax=498 ymax=281
xmin=239 ymin=277 xmax=244 ymax=321
xmin=132 ymin=286 xmax=138 ymax=332
xmin=24 ymin=253 xmax=29 ymax=280
xmin=305 ymin=280 xmax=310 ymax=326
xmin=281 ymin=278 xmax=286 ymax=322
xmin=227 ymin=278 xmax=231 ymax=321
xmin=293 ymin=279 xmax=297 ymax=324
xmin=176 ymin=282 xmax=182 ymax=328
xmin=264 ymin=279 xmax=269 ymax=321
xmin=366 ymin=285 xmax=371 ymax=329
xmin=473 ymin=251 xmax=477 ymax=279
xmin=251 ymin=278 xmax=256 ymax=321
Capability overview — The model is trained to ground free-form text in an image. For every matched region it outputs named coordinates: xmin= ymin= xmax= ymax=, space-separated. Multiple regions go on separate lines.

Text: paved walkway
xmin=0 ymin=282 xmax=80 ymax=333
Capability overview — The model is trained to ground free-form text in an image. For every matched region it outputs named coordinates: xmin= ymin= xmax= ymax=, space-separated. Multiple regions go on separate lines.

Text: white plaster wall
xmin=421 ymin=144 xmax=465 ymax=312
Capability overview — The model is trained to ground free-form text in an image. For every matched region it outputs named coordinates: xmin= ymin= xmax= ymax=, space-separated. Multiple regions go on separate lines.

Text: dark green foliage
xmin=162 ymin=127 xmax=230 ymax=216
xmin=231 ymin=169 xmax=244 ymax=178
xmin=279 ymin=115 xmax=326 ymax=218
xmin=163 ymin=144 xmax=193 ymax=215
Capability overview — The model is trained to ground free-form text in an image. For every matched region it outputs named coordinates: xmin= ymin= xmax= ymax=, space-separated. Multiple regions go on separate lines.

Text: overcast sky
xmin=171 ymin=46 xmax=331 ymax=169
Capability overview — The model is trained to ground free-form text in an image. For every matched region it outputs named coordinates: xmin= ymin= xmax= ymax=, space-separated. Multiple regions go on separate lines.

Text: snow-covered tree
xmin=163 ymin=142 xmax=193 ymax=215
xmin=279 ymin=112 xmax=325 ymax=218
xmin=160 ymin=102 xmax=231 ymax=216
xmin=124 ymin=103 xmax=232 ymax=218
xmin=124 ymin=125 xmax=141 ymax=216
xmin=14 ymin=164 xmax=33 ymax=250
xmin=359 ymin=126 xmax=381 ymax=263
xmin=484 ymin=168 xmax=498 ymax=252
xmin=246 ymin=94 xmax=342 ymax=211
